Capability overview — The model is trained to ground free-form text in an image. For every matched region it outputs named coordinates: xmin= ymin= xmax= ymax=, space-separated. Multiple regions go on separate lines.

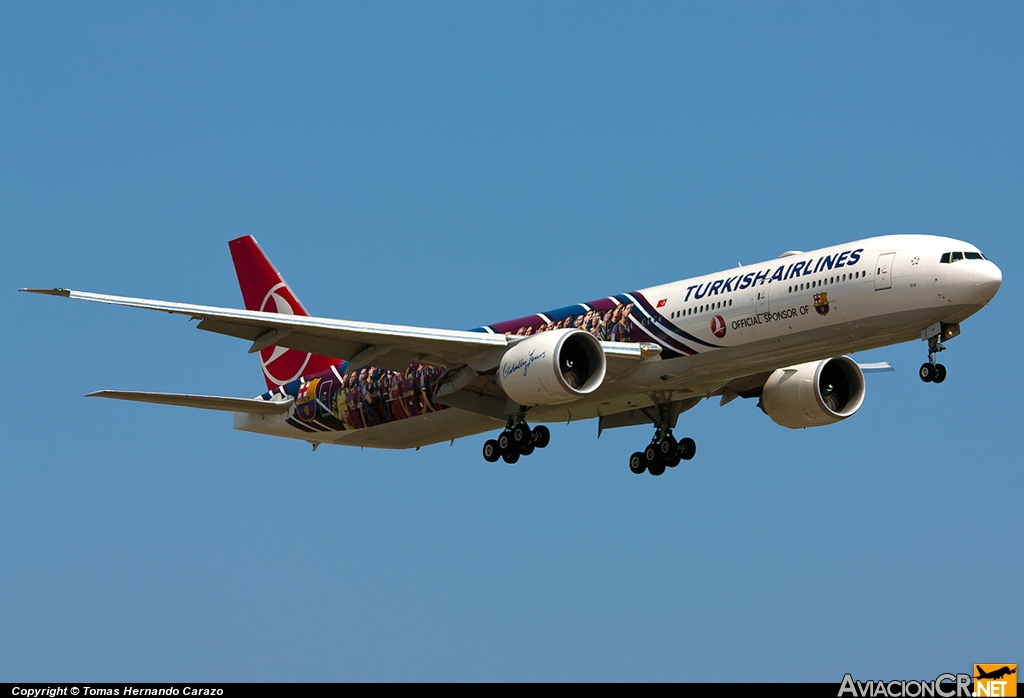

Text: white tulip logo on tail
xmin=259 ymin=282 xmax=311 ymax=386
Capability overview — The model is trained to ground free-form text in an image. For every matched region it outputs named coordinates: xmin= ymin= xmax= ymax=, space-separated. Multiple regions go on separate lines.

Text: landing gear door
xmin=874 ymin=253 xmax=895 ymax=291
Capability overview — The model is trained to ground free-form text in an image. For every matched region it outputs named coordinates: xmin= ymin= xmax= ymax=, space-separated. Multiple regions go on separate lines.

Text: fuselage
xmin=236 ymin=235 xmax=1001 ymax=448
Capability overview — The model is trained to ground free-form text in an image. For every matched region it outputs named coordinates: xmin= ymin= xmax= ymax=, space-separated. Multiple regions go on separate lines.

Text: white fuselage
xmin=235 ymin=234 xmax=1002 ymax=448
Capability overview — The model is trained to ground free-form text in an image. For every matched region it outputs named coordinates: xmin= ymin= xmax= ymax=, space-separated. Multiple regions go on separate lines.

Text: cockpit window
xmin=941 ymin=251 xmax=987 ymax=263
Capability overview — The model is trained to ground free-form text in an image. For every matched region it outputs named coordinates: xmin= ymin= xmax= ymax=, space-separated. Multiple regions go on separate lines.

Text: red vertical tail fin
xmin=228 ymin=236 xmax=338 ymax=390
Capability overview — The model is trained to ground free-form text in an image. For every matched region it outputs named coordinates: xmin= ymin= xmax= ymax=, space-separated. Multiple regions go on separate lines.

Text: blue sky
xmin=2 ymin=2 xmax=1021 ymax=681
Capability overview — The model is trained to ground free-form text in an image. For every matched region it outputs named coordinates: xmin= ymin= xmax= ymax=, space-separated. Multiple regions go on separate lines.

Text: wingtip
xmin=20 ymin=287 xmax=72 ymax=297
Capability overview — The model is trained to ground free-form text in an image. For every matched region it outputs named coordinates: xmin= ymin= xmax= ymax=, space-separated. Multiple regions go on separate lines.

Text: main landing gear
xmin=482 ymin=420 xmax=550 ymax=463
xmin=628 ymin=403 xmax=696 ymax=476
xmin=629 ymin=434 xmax=696 ymax=476
xmin=919 ymin=334 xmax=947 ymax=384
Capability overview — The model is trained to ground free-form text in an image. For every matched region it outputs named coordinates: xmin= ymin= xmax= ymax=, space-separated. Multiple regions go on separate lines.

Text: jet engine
xmin=496 ymin=328 xmax=607 ymax=406
xmin=760 ymin=356 xmax=866 ymax=429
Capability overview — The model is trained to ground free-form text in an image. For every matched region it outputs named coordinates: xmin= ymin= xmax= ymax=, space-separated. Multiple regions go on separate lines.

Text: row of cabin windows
xmin=788 ymin=270 xmax=864 ymax=294
xmin=666 ymin=267 xmax=866 ymax=319
xmin=669 ymin=298 xmax=732 ymax=319
xmin=940 ymin=251 xmax=986 ymax=263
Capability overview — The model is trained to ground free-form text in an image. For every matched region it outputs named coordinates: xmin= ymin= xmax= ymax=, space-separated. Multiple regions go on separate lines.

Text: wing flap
xmin=86 ymin=390 xmax=294 ymax=414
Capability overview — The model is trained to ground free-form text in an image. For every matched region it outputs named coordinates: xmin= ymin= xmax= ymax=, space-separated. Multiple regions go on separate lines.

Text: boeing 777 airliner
xmin=22 ymin=234 xmax=1001 ymax=475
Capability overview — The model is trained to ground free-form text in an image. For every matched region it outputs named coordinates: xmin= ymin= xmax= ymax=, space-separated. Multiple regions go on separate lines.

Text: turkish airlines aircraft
xmin=22 ymin=234 xmax=1001 ymax=476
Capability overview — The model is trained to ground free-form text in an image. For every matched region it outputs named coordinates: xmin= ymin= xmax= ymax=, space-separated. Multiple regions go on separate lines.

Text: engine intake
xmin=761 ymin=356 xmax=866 ymax=429
xmin=496 ymin=328 xmax=607 ymax=406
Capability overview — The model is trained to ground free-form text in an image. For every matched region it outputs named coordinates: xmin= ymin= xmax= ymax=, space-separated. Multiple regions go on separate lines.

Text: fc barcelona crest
xmin=296 ymin=377 xmax=321 ymax=422
xmin=813 ymin=292 xmax=830 ymax=316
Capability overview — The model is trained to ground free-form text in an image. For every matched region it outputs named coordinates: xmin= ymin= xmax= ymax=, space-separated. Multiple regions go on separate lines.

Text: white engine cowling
xmin=761 ymin=356 xmax=866 ymax=429
xmin=496 ymin=328 xmax=607 ymax=406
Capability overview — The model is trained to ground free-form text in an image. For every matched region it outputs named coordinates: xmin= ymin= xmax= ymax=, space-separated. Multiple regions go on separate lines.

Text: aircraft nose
xmin=975 ymin=261 xmax=1002 ymax=302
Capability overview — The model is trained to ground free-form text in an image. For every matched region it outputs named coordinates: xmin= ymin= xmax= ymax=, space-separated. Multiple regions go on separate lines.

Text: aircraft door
xmin=874 ymin=253 xmax=895 ymax=290
xmin=755 ymin=289 xmax=770 ymax=315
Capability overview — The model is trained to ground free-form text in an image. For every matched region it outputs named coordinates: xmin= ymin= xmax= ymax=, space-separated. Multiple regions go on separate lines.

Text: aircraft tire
xmin=679 ymin=437 xmax=696 ymax=461
xmin=658 ymin=435 xmax=677 ymax=458
xmin=919 ymin=363 xmax=935 ymax=382
xmin=520 ymin=442 xmax=535 ymax=457
xmin=643 ymin=443 xmax=661 ymax=469
xmin=512 ymin=423 xmax=531 ymax=448
xmin=629 ymin=452 xmax=646 ymax=475
xmin=933 ymin=363 xmax=947 ymax=384
xmin=648 ymin=460 xmax=667 ymax=476
xmin=532 ymin=425 xmax=551 ymax=449
xmin=483 ymin=440 xmax=501 ymax=463
xmin=497 ymin=431 xmax=515 ymax=455
xmin=502 ymin=450 xmax=520 ymax=464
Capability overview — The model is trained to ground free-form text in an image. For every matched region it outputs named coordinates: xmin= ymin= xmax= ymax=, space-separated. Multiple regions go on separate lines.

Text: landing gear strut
xmin=919 ymin=334 xmax=947 ymax=384
xmin=482 ymin=417 xmax=550 ymax=463
xmin=628 ymin=403 xmax=696 ymax=476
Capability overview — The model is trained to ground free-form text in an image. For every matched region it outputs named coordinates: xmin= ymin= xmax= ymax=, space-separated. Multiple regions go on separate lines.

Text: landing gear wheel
xmin=497 ymin=431 xmax=514 ymax=455
xmin=502 ymin=450 xmax=520 ymax=464
xmin=933 ymin=363 xmax=947 ymax=384
xmin=649 ymin=460 xmax=667 ymax=477
xmin=511 ymin=423 xmax=532 ymax=448
xmin=919 ymin=363 xmax=936 ymax=383
xmin=629 ymin=452 xmax=646 ymax=475
xmin=667 ymin=453 xmax=681 ymax=468
xmin=483 ymin=440 xmax=500 ymax=463
xmin=531 ymin=425 xmax=550 ymax=449
xmin=679 ymin=437 xmax=696 ymax=461
xmin=643 ymin=443 xmax=661 ymax=469
xmin=658 ymin=435 xmax=677 ymax=458
xmin=520 ymin=443 xmax=535 ymax=457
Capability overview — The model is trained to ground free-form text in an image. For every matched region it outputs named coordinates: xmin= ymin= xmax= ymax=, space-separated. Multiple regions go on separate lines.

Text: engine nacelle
xmin=761 ymin=356 xmax=866 ymax=429
xmin=496 ymin=328 xmax=607 ymax=406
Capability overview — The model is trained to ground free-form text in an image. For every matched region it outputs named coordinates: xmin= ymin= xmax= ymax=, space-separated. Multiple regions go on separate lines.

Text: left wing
xmin=22 ymin=288 xmax=659 ymax=378
xmin=23 ymin=287 xmax=513 ymax=372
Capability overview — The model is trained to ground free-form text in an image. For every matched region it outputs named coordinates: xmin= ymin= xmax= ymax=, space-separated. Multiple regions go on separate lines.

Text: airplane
xmin=21 ymin=233 xmax=1001 ymax=476
xmin=976 ymin=666 xmax=1016 ymax=681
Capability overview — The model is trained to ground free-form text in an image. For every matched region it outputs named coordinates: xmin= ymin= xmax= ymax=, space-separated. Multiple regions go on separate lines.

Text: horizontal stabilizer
xmin=86 ymin=390 xmax=294 ymax=414
xmin=856 ymin=362 xmax=894 ymax=373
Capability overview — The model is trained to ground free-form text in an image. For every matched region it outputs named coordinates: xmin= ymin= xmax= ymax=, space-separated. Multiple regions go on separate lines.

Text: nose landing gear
xmin=920 ymin=332 xmax=948 ymax=384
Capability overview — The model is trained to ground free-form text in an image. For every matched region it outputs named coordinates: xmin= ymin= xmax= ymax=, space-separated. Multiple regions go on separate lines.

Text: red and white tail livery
xmin=228 ymin=236 xmax=337 ymax=389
